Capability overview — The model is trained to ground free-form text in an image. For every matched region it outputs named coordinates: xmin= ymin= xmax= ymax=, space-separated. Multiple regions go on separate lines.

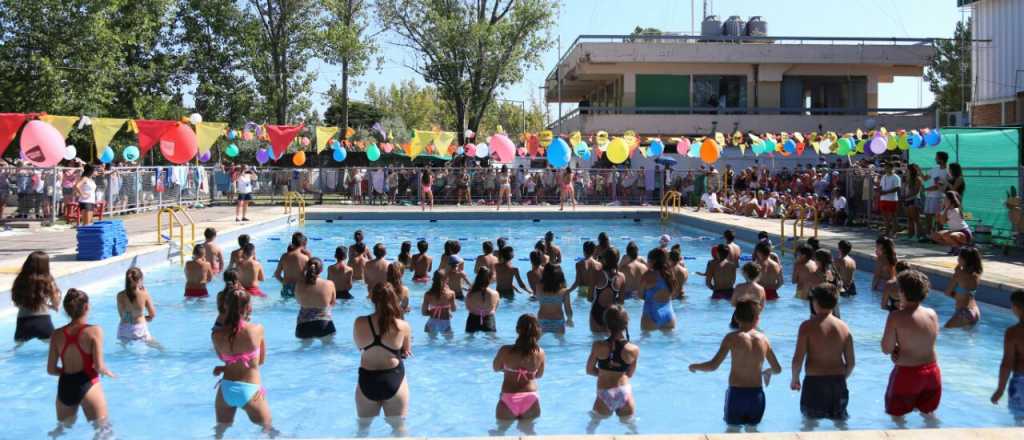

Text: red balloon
xmin=159 ymin=123 xmax=198 ymax=164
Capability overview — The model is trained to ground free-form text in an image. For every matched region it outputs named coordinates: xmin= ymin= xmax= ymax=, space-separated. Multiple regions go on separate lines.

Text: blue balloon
xmin=123 ymin=146 xmax=140 ymax=162
xmin=649 ymin=139 xmax=665 ymax=156
xmin=908 ymin=133 xmax=923 ymax=149
xmin=783 ymin=139 xmax=797 ymax=153
xmin=924 ymin=129 xmax=941 ymax=146
xmin=226 ymin=130 xmax=237 ymax=141
xmin=332 ymin=146 xmax=347 ymax=162
xmin=546 ymin=138 xmax=571 ymax=168
xmin=581 ymin=149 xmax=592 ymax=161
xmin=99 ymin=146 xmax=115 ymax=164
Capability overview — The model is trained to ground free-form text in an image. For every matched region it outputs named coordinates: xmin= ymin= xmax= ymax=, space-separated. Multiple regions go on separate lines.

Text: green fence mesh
xmin=909 ymin=127 xmax=1021 ymax=238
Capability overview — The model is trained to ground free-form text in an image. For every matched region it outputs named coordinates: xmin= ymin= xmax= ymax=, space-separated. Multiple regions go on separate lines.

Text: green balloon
xmin=225 ymin=144 xmax=240 ymax=158
xmin=367 ymin=144 xmax=381 ymax=161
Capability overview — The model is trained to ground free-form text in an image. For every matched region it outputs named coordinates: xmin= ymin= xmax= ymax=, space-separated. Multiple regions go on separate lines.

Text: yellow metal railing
xmin=284 ymin=191 xmax=306 ymax=225
xmin=660 ymin=190 xmax=682 ymax=221
xmin=156 ymin=206 xmax=196 ymax=265
xmin=780 ymin=204 xmax=820 ymax=256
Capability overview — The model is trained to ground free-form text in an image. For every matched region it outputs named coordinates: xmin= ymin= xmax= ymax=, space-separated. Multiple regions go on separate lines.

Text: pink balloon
xmin=464 ymin=144 xmax=476 ymax=157
xmin=677 ymin=137 xmax=691 ymax=156
xmin=490 ymin=134 xmax=515 ymax=163
xmin=381 ymin=143 xmax=394 ymax=153
xmin=159 ymin=123 xmax=199 ymax=164
xmin=20 ymin=120 xmax=65 ymax=167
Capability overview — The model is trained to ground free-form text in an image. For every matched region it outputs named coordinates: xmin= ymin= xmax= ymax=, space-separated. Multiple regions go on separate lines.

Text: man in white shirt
xmin=922 ymin=151 xmax=950 ymax=240
xmin=878 ymin=162 xmax=902 ymax=237
xmin=830 ymin=188 xmax=848 ymax=225
xmin=698 ymin=191 xmax=725 ymax=213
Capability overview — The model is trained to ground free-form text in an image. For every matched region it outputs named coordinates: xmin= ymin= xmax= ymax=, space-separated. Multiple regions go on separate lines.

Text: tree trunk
xmin=455 ymin=99 xmax=467 ymax=145
xmin=341 ymin=58 xmax=350 ymax=128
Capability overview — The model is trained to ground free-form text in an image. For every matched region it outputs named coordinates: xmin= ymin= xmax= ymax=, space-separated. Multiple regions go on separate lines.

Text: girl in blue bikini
xmin=536 ymin=264 xmax=572 ymax=334
xmin=212 ymin=289 xmax=274 ymax=437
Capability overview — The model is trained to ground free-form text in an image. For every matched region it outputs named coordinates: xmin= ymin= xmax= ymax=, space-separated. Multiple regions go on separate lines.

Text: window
xmin=781 ymin=76 xmax=867 ymax=114
xmin=693 ymin=75 xmax=747 ymax=112
xmin=635 ymin=75 xmax=690 ymax=112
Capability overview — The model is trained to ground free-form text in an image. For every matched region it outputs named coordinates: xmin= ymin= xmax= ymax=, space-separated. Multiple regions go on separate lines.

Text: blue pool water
xmin=1 ymin=219 xmax=1020 ymax=438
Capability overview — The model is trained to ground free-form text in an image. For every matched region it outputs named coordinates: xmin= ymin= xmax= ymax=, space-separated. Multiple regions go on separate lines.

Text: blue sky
xmin=309 ymin=0 xmax=966 ymax=121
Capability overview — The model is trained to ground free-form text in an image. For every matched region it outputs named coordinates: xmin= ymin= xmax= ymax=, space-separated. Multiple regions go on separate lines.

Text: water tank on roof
xmin=723 ymin=16 xmax=745 ymax=37
xmin=701 ymin=15 xmax=722 ymax=37
xmin=746 ymin=16 xmax=768 ymax=37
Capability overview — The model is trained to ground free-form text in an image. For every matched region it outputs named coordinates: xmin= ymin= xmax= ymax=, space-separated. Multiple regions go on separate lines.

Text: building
xmin=964 ymin=0 xmax=1024 ymax=126
xmin=545 ymin=17 xmax=937 ymax=136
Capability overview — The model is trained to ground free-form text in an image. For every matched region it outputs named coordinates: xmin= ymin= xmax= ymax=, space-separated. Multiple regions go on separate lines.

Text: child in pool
xmin=881 ymin=261 xmax=910 ymax=312
xmin=421 ymin=270 xmax=456 ymax=335
xmin=872 ymin=237 xmax=897 ymax=293
xmin=730 ymin=263 xmax=766 ymax=329
xmin=492 ymin=314 xmax=545 ymax=434
xmin=350 ymin=242 xmax=369 ymax=283
xmin=184 ymin=245 xmax=214 ymax=298
xmin=991 ymin=289 xmax=1024 ymax=422
xmin=227 ymin=234 xmax=250 ymax=273
xmin=495 ymin=246 xmax=532 ymax=299
xmin=791 ymin=284 xmax=855 ymax=424
xmin=943 ymin=247 xmax=982 ymax=328
xmin=411 ymin=240 xmax=433 ymax=283
xmin=881 ymin=270 xmax=941 ymax=422
xmin=203 ymin=228 xmax=225 ymax=274
xmin=237 ymin=243 xmax=266 ymax=298
xmin=327 ymin=246 xmax=354 ymax=300
xmin=835 ymin=240 xmax=857 ymax=297
xmin=689 ymin=301 xmax=782 ymax=430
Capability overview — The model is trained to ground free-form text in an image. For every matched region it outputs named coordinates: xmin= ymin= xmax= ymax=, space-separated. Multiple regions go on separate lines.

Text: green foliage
xmin=377 ymin=0 xmax=557 ymax=143
xmin=321 ymin=0 xmax=382 ymax=128
xmin=324 ymin=83 xmax=383 ymax=129
xmin=478 ymin=98 xmax=546 ymax=138
xmin=365 ymin=80 xmax=447 ymax=132
xmin=925 ymin=19 xmax=971 ymax=114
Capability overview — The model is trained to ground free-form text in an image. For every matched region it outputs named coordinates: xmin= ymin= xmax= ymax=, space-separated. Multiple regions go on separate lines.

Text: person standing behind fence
xmin=877 ymin=162 xmax=902 ymax=238
xmin=73 ymin=164 xmax=97 ymax=226
xmin=903 ymin=164 xmax=925 ymax=240
xmin=921 ymin=152 xmax=949 ymax=242
xmin=234 ymin=166 xmax=255 ymax=222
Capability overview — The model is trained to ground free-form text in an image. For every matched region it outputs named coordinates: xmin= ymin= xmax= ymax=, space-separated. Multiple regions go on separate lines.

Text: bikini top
xmin=597 ymin=338 xmax=632 ymax=373
xmin=60 ymin=325 xmax=97 ymax=379
xmin=363 ymin=315 xmax=403 ymax=358
xmin=537 ymin=292 xmax=563 ymax=305
xmin=503 ymin=364 xmax=537 ymax=382
xmin=428 ymin=303 xmax=451 ymax=319
xmin=218 ymin=323 xmax=261 ymax=367
xmin=470 ymin=290 xmax=495 ymax=316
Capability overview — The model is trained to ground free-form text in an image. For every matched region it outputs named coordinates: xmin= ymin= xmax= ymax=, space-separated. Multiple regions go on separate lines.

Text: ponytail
xmin=426 ymin=269 xmax=447 ymax=299
xmin=304 ymin=257 xmax=323 ymax=285
xmin=223 ymin=289 xmax=252 ymax=341
xmin=651 ymin=248 xmax=676 ymax=293
xmin=512 ymin=314 xmax=541 ymax=357
xmin=370 ymin=283 xmax=403 ymax=335
xmin=470 ymin=267 xmax=492 ymax=298
xmin=124 ymin=267 xmax=143 ymax=304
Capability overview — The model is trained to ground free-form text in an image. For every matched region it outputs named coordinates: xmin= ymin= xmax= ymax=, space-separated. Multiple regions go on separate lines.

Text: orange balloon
xmin=292 ymin=150 xmax=306 ymax=166
xmin=699 ymin=138 xmax=719 ymax=164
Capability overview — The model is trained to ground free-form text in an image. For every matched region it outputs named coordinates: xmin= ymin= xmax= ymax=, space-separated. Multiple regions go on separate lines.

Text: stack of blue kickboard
xmin=76 ymin=220 xmax=128 ymax=261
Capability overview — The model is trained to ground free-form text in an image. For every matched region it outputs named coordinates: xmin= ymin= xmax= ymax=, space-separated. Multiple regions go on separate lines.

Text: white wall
xmin=971 ymin=0 xmax=1024 ymax=103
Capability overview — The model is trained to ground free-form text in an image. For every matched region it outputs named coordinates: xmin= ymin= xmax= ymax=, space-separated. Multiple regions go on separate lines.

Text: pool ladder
xmin=284 ymin=191 xmax=306 ymax=225
xmin=779 ymin=205 xmax=819 ymax=256
xmin=660 ymin=190 xmax=682 ymax=222
xmin=157 ymin=205 xmax=196 ymax=265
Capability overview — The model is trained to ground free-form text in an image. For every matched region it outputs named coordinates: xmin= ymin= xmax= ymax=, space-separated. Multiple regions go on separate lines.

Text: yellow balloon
xmin=570 ymin=131 xmax=582 ymax=147
xmin=887 ymin=134 xmax=898 ymax=151
xmin=607 ymin=138 xmax=628 ymax=164
xmin=538 ymin=130 xmax=554 ymax=148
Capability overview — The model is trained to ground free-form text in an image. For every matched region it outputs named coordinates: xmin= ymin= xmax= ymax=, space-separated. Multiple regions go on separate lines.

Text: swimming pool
xmin=1 ymin=218 xmax=1019 ymax=438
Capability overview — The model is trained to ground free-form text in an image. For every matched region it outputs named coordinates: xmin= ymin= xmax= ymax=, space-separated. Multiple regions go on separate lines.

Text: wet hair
xmin=370 ymin=283 xmax=403 ymax=335
xmin=237 ymin=234 xmax=250 ymax=247
xmin=219 ymin=270 xmax=240 ymax=314
xmin=82 ymin=164 xmax=95 ymax=177
xmin=193 ymin=244 xmax=206 ymax=258
xmin=373 ymin=243 xmax=386 ymax=259
xmin=649 ymin=248 xmax=677 ymax=292
xmin=533 ymin=240 xmax=546 ymax=255
xmin=124 ymin=267 xmax=144 ymax=304
xmin=582 ymin=241 xmax=595 ymax=256
xmin=1011 ymin=290 xmax=1024 ymax=313
xmin=449 ymin=240 xmax=462 ymax=255
xmin=626 ymin=241 xmax=639 ymax=260
xmin=754 ymin=241 xmax=772 ymax=258
xmin=715 ymin=243 xmax=730 ymax=260
xmin=242 ymin=242 xmax=255 ymax=257
xmin=292 ymin=232 xmax=307 ymax=248
xmin=470 ymin=267 xmax=492 ymax=296
xmin=222 ymin=289 xmax=251 ymax=339
xmin=303 ymin=258 xmax=323 ymax=285
xmin=386 ymin=262 xmax=404 ymax=289
xmin=354 ymin=230 xmax=364 ymax=242
xmin=334 ymin=245 xmax=347 ymax=261
xmin=723 ymin=230 xmax=735 ymax=243
xmin=529 ymin=250 xmax=545 ymax=267
xmin=544 ymin=231 xmax=554 ymax=243
xmin=936 ymin=151 xmax=949 ymax=163
xmin=63 ymin=288 xmax=90 ymax=319
xmin=204 ymin=227 xmax=217 ymax=241
xmin=813 ymin=249 xmax=834 ymax=270
xmin=796 ymin=244 xmax=813 ymax=260
xmin=426 ymin=269 xmax=448 ymax=300
xmin=958 ymin=247 xmax=983 ymax=275
xmin=601 ymin=246 xmax=620 ymax=274
xmin=398 ymin=241 xmax=412 ymax=266
xmin=11 ymin=251 xmax=57 ymax=311
xmin=598 ymin=232 xmax=610 ymax=248
xmin=811 ymin=283 xmax=839 ymax=310
xmin=669 ymin=244 xmax=682 ymax=263
xmin=499 ymin=245 xmax=515 ymax=263
xmin=944 ymin=190 xmax=962 ymax=208
xmin=897 ymin=269 xmax=930 ymax=303
xmin=733 ymin=300 xmax=759 ymax=324
xmin=482 ymin=241 xmax=494 ymax=255
xmin=838 ymin=240 xmax=852 ymax=256
xmin=807 ymin=237 xmax=820 ymax=251
xmin=757 ymin=231 xmax=769 ymax=241
xmin=741 ymin=262 xmax=760 ymax=280
xmin=876 ymin=236 xmax=896 ymax=266
xmin=894 ymin=260 xmax=911 ymax=273
xmin=603 ymin=305 xmax=629 ymax=336
xmin=353 ymin=242 xmax=366 ymax=256
xmin=416 ymin=240 xmax=429 ymax=253
xmin=540 ymin=263 xmax=566 ymax=293
xmin=512 ymin=314 xmax=541 ymax=357
xmin=496 ymin=237 xmax=507 ymax=251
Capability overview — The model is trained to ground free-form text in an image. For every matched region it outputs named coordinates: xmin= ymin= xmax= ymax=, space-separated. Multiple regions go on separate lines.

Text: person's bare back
xmin=276 ymin=249 xmax=309 ymax=285
xmin=796 ymin=313 xmax=854 ymax=376
xmin=883 ymin=303 xmax=939 ymax=366
xmin=327 ymin=262 xmax=354 ymax=293
xmin=238 ymin=258 xmax=264 ymax=288
xmin=364 ymin=258 xmax=389 ymax=291
xmin=411 ymin=254 xmax=432 ymax=280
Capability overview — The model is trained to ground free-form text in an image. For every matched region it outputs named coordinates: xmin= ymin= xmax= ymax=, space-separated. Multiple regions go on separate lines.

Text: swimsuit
xmin=598 ymin=384 xmax=633 ymax=413
xmin=426 ymin=304 xmax=452 ymax=334
xmin=185 ymin=286 xmax=209 ymax=298
xmin=465 ymin=291 xmax=497 ymax=333
xmin=497 ymin=286 xmax=515 ymax=299
xmin=800 ymin=375 xmax=849 ymax=420
xmin=537 ymin=294 xmax=565 ymax=333
xmin=244 ymin=285 xmax=266 ymax=298
xmin=596 ymin=338 xmax=634 ymax=412
xmin=843 ymin=281 xmax=858 ymax=297
xmin=336 ymin=289 xmax=353 ymax=300
xmin=578 ymin=285 xmax=592 ymax=298
xmin=1009 ymin=372 xmax=1024 ymax=418
xmin=14 ymin=314 xmax=54 ymax=342
xmin=216 ymin=333 xmax=265 ymax=408
xmin=711 ymin=287 xmax=734 ymax=300
xmin=117 ymin=321 xmax=150 ymax=342
xmin=763 ymin=288 xmax=779 ymax=301
xmin=295 ymin=307 xmax=336 ymax=339
xmin=500 ymin=366 xmax=539 ymax=417
xmin=591 ymin=272 xmax=622 ymax=327
xmin=885 ymin=361 xmax=942 ymax=416
xmin=57 ymin=325 xmax=99 ymax=407
xmin=642 ymin=276 xmax=674 ymax=328
xmin=724 ymin=386 xmax=765 ymax=426
xmin=280 ymin=283 xmax=296 ymax=299
xmin=954 ymin=288 xmax=980 ymax=325
xmin=358 ymin=315 xmax=406 ymax=402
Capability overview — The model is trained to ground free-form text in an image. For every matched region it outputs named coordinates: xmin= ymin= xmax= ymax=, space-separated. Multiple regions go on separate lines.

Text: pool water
xmin=1 ymin=219 xmax=1020 ymax=439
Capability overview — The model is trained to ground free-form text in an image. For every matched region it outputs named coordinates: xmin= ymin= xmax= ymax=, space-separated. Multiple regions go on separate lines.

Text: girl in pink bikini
xmin=212 ymin=290 xmax=274 ymax=437
xmin=492 ymin=314 xmax=546 ymax=434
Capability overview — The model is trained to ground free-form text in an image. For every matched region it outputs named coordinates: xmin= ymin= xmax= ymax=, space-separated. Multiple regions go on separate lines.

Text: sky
xmin=308 ymin=0 xmax=967 ymax=122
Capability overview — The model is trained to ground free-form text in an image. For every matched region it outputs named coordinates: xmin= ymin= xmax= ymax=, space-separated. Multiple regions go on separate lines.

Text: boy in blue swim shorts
xmin=992 ymin=289 xmax=1024 ymax=421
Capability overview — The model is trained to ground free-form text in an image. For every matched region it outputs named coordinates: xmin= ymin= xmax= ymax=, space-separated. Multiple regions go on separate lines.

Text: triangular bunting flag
xmin=0 ymin=113 xmax=27 ymax=157
xmin=315 ymin=126 xmax=340 ymax=154
xmin=91 ymin=118 xmax=128 ymax=158
xmin=266 ymin=124 xmax=304 ymax=159
xmin=195 ymin=122 xmax=228 ymax=154
xmin=134 ymin=120 xmax=178 ymax=155
xmin=39 ymin=115 xmax=79 ymax=139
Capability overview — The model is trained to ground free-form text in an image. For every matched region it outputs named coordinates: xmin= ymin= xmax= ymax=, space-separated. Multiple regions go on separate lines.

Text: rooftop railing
xmin=546 ymin=106 xmax=935 ymax=130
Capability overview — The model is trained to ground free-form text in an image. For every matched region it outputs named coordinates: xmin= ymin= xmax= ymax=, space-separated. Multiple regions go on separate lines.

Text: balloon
xmin=573 ymin=140 xmax=589 ymax=157
xmin=19 ymin=120 xmax=65 ymax=167
xmin=751 ymin=141 xmax=764 ymax=156
xmin=297 ymin=136 xmax=309 ymax=147
xmin=909 ymin=133 xmax=923 ymax=149
xmin=475 ymin=144 xmax=490 ymax=159
xmin=580 ymin=149 xmax=592 ymax=161
xmin=570 ymin=131 xmax=582 ymax=147
xmin=538 ymin=130 xmax=554 ymax=148
xmin=925 ymin=129 xmax=941 ymax=146
xmin=63 ymin=145 xmax=77 ymax=161
xmin=292 ymin=150 xmax=306 ymax=166
xmin=159 ymin=124 xmax=198 ymax=164
xmin=332 ymin=146 xmax=347 ymax=162
xmin=596 ymin=131 xmax=610 ymax=149
xmin=783 ymin=139 xmax=796 ymax=153
xmin=123 ymin=146 xmax=140 ymax=162
xmin=198 ymin=151 xmax=211 ymax=163
xmin=700 ymin=138 xmax=719 ymax=164
xmin=225 ymin=144 xmax=239 ymax=158
xmin=649 ymin=139 xmax=665 ymax=156
xmin=819 ymin=139 xmax=832 ymax=155
xmin=764 ymin=138 xmax=777 ymax=153
xmin=464 ymin=144 xmax=477 ymax=157
xmin=869 ymin=137 xmax=887 ymax=155
xmin=99 ymin=146 xmax=115 ymax=164
xmin=226 ymin=129 xmax=237 ymax=141
xmin=606 ymin=138 xmax=628 ymax=164
xmin=242 ymin=130 xmax=254 ymax=141
xmin=886 ymin=134 xmax=898 ymax=151
xmin=381 ymin=142 xmax=394 ymax=153
xmin=677 ymin=137 xmax=691 ymax=156
xmin=367 ymin=144 xmax=381 ymax=161
xmin=855 ymin=139 xmax=866 ymax=153
xmin=329 ymin=139 xmax=341 ymax=150
xmin=546 ymin=138 xmax=571 ymax=168
xmin=489 ymin=134 xmax=515 ymax=163
xmin=256 ymin=148 xmax=270 ymax=164
xmin=836 ymin=138 xmax=851 ymax=156
xmin=517 ymin=147 xmax=527 ymax=157
xmin=189 ymin=113 xmax=203 ymax=125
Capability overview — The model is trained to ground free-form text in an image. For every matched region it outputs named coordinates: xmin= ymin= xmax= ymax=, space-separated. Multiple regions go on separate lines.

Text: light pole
xmin=496 ymin=98 xmax=528 ymax=136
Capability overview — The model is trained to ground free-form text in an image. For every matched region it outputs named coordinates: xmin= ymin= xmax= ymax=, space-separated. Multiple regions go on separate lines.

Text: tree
xmin=365 ymin=80 xmax=447 ymax=131
xmin=627 ymin=26 xmax=664 ymax=42
xmin=244 ymin=0 xmax=322 ymax=124
xmin=321 ymin=0 xmax=382 ymax=128
xmin=377 ymin=0 xmax=556 ymax=143
xmin=925 ymin=18 xmax=971 ymax=115
xmin=478 ymin=98 xmax=545 ymax=139
xmin=324 ymin=84 xmax=383 ymax=128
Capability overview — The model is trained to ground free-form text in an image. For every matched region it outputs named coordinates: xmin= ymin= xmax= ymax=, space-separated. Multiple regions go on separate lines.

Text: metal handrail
xmin=156 ymin=206 xmax=195 ymax=265
xmin=284 ymin=192 xmax=306 ymax=225
xmin=660 ymin=190 xmax=682 ymax=221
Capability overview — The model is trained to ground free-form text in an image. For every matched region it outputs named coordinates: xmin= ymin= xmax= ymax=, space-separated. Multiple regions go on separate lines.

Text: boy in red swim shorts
xmin=882 ymin=270 xmax=941 ymax=420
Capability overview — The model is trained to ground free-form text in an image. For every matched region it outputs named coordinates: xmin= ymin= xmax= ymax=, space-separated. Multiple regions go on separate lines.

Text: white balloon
xmin=189 ymin=113 xmax=203 ymax=125
xmin=819 ymin=139 xmax=833 ymax=154
xmin=477 ymin=142 xmax=488 ymax=151
xmin=63 ymin=145 xmax=77 ymax=161
xmin=475 ymin=144 xmax=490 ymax=158
xmin=464 ymin=129 xmax=475 ymax=139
